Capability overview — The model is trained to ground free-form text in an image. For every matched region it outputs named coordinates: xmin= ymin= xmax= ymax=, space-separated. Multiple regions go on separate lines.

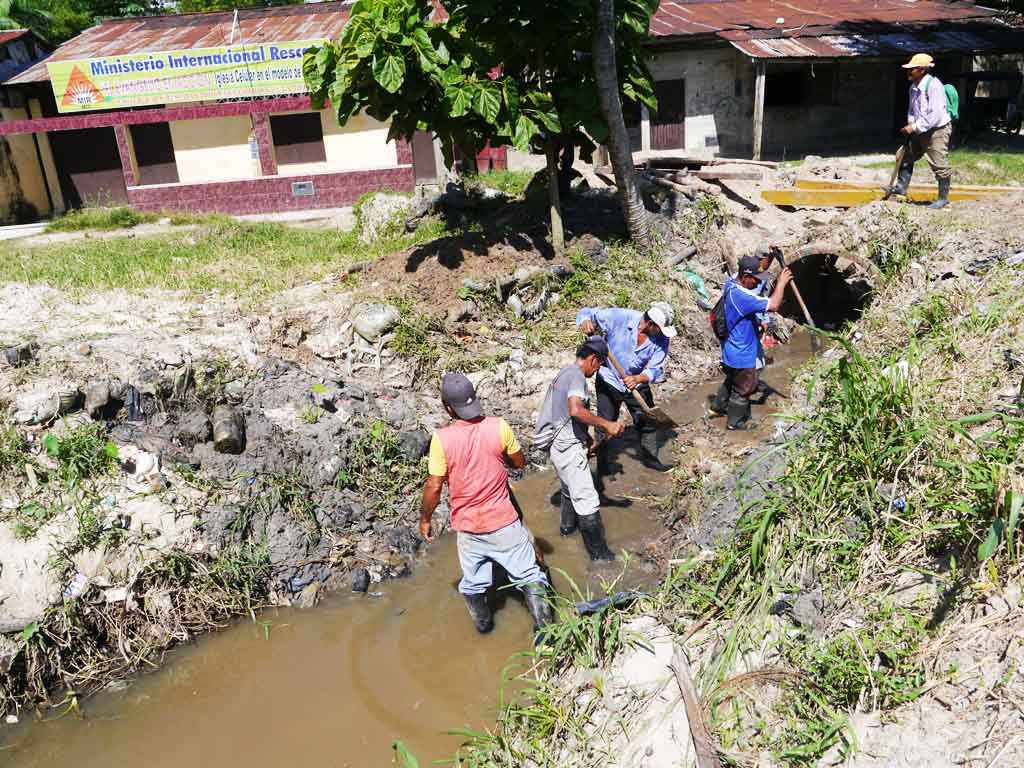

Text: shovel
xmin=772 ymin=249 xmax=821 ymax=354
xmin=883 ymin=138 xmax=910 ymax=200
xmin=594 ymin=324 xmax=677 ymax=428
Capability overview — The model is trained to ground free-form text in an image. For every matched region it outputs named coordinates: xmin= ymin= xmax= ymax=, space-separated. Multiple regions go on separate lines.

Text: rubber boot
xmin=522 ymin=582 xmax=554 ymax=637
xmin=463 ymin=593 xmax=494 ymax=634
xmin=638 ymin=430 xmax=674 ymax=472
xmin=891 ymin=165 xmax=913 ymax=197
xmin=708 ymin=381 xmax=729 ymax=416
xmin=726 ymin=396 xmax=754 ymax=431
xmin=928 ymin=177 xmax=950 ymax=210
xmin=578 ymin=513 xmax=616 ymax=561
xmin=559 ymin=493 xmax=578 ymax=536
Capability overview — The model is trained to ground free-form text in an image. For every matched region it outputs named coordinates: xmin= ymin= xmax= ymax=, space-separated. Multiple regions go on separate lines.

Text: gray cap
xmin=441 ymin=372 xmax=483 ymax=420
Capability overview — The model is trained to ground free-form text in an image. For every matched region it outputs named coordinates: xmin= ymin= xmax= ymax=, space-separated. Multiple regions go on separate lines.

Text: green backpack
xmin=924 ymin=74 xmax=959 ymax=121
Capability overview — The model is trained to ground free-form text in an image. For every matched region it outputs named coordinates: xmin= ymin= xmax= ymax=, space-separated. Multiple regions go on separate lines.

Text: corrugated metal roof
xmin=8 ymin=1 xmax=354 ymax=85
xmin=649 ymin=0 xmax=999 ymax=39
xmin=7 ymin=0 xmax=1022 ymax=86
xmin=727 ymin=19 xmax=1024 ymax=58
xmin=0 ymin=29 xmax=30 ymax=46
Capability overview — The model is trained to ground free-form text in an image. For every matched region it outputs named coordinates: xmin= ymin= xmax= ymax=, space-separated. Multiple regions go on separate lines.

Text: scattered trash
xmin=353 ymin=303 xmax=400 ymax=342
xmin=575 ymin=591 xmax=646 ymax=616
xmin=5 ymin=714 xmax=18 ymax=724
xmin=351 ymin=567 xmax=370 ymax=593
xmin=212 ymin=405 xmax=246 ymax=454
xmin=64 ymin=572 xmax=89 ymax=599
xmin=676 ymin=268 xmax=709 ymax=300
xmin=2 ymin=342 xmax=38 ymax=368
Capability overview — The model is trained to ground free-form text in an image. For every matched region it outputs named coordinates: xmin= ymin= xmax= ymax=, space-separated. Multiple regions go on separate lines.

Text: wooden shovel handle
xmin=601 ymin=338 xmax=656 ymax=416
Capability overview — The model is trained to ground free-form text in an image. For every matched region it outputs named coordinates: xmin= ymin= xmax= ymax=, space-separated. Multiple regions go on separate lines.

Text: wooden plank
xmin=793 ymin=177 xmax=1020 ymax=194
xmin=693 ymin=169 xmax=763 ymax=181
xmin=762 ymin=188 xmax=987 ymax=207
xmin=752 ymin=62 xmax=765 ymax=162
xmin=670 ymin=644 xmax=721 ymax=768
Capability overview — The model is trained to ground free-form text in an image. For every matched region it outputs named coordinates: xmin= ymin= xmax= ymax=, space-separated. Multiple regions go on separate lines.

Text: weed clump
xmin=336 ymin=420 xmax=426 ymax=519
xmin=43 ymin=423 xmax=118 ymax=486
xmin=867 ymin=208 xmax=934 ymax=278
xmin=47 ymin=206 xmax=158 ymax=232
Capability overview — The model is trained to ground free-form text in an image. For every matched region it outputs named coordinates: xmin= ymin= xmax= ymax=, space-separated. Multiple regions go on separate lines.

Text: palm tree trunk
xmin=593 ymin=0 xmax=652 ymax=249
xmin=545 ymin=138 xmax=565 ymax=257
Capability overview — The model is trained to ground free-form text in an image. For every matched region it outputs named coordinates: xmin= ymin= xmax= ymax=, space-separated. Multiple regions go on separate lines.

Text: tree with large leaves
xmin=0 ymin=0 xmax=54 ymax=42
xmin=303 ymin=0 xmax=659 ymax=255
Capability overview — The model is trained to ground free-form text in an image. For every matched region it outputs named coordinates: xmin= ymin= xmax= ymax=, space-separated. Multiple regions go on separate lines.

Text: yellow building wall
xmin=25 ymin=99 xmax=66 ymax=214
xmin=273 ymin=110 xmax=397 ymax=176
xmin=169 ymin=115 xmax=256 ymax=183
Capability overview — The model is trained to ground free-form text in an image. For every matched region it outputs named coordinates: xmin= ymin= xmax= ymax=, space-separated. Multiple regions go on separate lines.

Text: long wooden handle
xmin=787 ymin=280 xmax=816 ymax=330
xmin=604 ymin=346 xmax=656 ymax=416
xmin=670 ymin=644 xmax=721 ymax=768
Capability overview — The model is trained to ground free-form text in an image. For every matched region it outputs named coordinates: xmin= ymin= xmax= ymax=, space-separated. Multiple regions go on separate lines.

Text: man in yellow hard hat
xmin=893 ymin=53 xmax=953 ymax=210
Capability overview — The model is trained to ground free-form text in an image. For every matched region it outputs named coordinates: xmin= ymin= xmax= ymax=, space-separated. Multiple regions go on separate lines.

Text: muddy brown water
xmin=4 ymin=335 xmax=812 ymax=767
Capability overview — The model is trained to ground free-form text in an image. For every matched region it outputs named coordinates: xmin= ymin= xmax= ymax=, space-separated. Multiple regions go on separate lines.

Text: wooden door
xmin=411 ymin=131 xmax=438 ymax=183
xmin=651 ymin=79 xmax=685 ymax=150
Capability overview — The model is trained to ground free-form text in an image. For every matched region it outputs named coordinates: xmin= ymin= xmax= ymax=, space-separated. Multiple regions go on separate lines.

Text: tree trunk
xmin=593 ymin=0 xmax=652 ymax=249
xmin=545 ymin=138 xmax=565 ymax=257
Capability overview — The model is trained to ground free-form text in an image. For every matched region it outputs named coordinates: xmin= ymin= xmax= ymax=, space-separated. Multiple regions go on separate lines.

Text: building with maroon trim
xmin=2 ymin=1 xmax=1022 ymax=222
xmin=0 ymin=3 xmax=460 ymax=220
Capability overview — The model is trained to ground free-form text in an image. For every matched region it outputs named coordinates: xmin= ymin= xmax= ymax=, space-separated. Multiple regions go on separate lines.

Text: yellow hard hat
xmin=902 ymin=53 xmax=934 ymax=69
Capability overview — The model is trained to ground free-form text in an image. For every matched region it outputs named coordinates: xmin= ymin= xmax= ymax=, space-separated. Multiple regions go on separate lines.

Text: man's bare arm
xmin=420 ymin=475 xmax=445 ymax=541
xmin=506 ymin=449 xmax=526 ymax=470
xmin=569 ymin=396 xmax=624 ymax=437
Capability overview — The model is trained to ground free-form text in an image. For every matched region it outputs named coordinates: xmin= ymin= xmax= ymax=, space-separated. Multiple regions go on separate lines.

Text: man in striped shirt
xmin=893 ymin=53 xmax=953 ymax=210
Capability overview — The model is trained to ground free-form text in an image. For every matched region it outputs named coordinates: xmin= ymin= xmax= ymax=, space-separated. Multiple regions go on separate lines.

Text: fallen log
xmin=694 ymin=169 xmax=763 ymax=181
xmin=670 ymin=644 xmax=721 ymax=768
xmin=646 ymin=169 xmax=723 ymax=196
xmin=646 ymin=155 xmax=778 ymax=170
xmin=646 ymin=174 xmax=723 ymax=199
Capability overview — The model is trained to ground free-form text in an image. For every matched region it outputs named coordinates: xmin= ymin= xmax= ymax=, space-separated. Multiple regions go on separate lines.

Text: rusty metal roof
xmin=0 ymin=29 xmax=30 ymax=46
xmin=649 ymin=0 xmax=1000 ymax=39
xmin=8 ymin=0 xmax=1022 ymax=86
xmin=7 ymin=1 xmax=354 ymax=85
xmin=726 ymin=19 xmax=1024 ymax=59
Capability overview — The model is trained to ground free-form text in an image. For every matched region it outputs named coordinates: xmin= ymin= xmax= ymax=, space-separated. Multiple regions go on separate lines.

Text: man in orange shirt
xmin=420 ymin=373 xmax=552 ymax=637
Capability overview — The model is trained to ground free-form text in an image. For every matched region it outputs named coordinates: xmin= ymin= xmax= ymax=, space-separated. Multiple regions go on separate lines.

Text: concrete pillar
xmin=753 ymin=61 xmax=766 ymax=160
xmin=113 ymin=125 xmax=137 ymax=188
xmin=250 ymin=112 xmax=277 ymax=176
xmin=640 ymin=104 xmax=651 ymax=152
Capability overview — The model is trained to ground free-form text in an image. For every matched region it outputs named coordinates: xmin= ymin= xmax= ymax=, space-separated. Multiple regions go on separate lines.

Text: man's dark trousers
xmin=711 ymin=365 xmax=758 ymax=428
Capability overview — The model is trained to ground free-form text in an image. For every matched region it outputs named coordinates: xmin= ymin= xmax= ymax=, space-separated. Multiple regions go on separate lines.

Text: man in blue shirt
xmin=709 ymin=256 xmax=792 ymax=430
xmin=576 ymin=301 xmax=676 ymax=473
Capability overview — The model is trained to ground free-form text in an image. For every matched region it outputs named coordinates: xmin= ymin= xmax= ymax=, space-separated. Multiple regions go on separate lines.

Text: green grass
xmin=466 ymin=169 xmax=535 ymax=198
xmin=46 ymin=206 xmax=160 ymax=232
xmin=0 ymin=217 xmax=446 ymax=298
xmin=865 ymin=147 xmax=1024 ymax=186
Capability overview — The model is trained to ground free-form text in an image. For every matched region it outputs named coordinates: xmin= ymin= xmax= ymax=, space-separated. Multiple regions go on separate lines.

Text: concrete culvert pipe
xmin=777 ymin=250 xmax=873 ymax=331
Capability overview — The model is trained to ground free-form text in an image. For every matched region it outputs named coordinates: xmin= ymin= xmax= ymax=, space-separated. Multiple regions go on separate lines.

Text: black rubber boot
xmin=559 ymin=493 xmax=578 ymax=536
xmin=726 ymin=396 xmax=754 ymax=431
xmin=638 ymin=430 xmax=673 ymax=472
xmin=929 ymin=177 xmax=950 ymax=209
xmin=463 ymin=593 xmax=494 ymax=634
xmin=522 ymin=582 xmax=554 ymax=636
xmin=707 ymin=390 xmax=727 ymax=417
xmin=891 ymin=165 xmax=913 ymax=197
xmin=578 ymin=513 xmax=616 ymax=561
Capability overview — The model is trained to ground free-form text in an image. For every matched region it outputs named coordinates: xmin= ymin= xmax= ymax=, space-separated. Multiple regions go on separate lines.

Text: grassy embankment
xmin=448 ymin=208 xmax=1024 ymax=766
xmin=865 ymin=144 xmax=1024 ymax=186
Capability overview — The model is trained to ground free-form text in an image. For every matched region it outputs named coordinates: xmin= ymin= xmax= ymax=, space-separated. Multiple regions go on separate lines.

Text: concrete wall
xmin=760 ymin=61 xmax=895 ymax=157
xmin=169 ymin=115 xmax=256 ymax=183
xmin=273 ymin=110 xmax=397 ymax=176
xmin=0 ymin=105 xmax=53 ymax=220
xmin=647 ymin=47 xmax=752 ymax=155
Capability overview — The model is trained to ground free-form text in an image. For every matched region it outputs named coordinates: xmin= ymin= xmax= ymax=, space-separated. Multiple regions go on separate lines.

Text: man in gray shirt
xmin=533 ymin=337 xmax=624 ymax=560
